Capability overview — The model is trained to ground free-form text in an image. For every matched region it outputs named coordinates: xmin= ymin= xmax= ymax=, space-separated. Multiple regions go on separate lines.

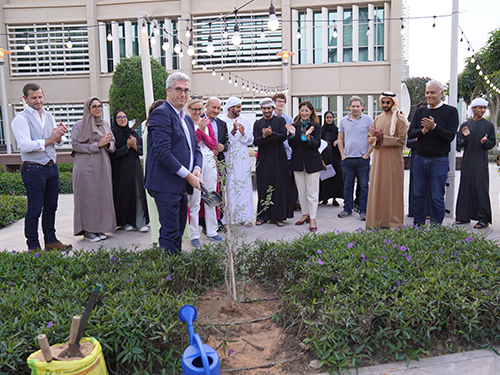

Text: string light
xmin=228 ymin=74 xmax=232 ymax=84
xmin=107 ymin=25 xmax=113 ymax=42
xmin=203 ymin=62 xmax=207 ymax=71
xmin=366 ymin=23 xmax=371 ymax=37
xmin=268 ymin=1 xmax=280 ymax=31
xmin=179 ymin=48 xmax=184 ymax=58
xmin=191 ymin=58 xmax=196 ymax=65
xmin=232 ymin=10 xmax=241 ymax=46
xmin=223 ymin=21 xmax=229 ymax=39
xmin=153 ymin=22 xmax=160 ymax=37
xmin=207 ymin=22 xmax=215 ymax=54
xmin=23 ymin=33 xmax=30 ymax=51
xmin=187 ymin=38 xmax=195 ymax=56
xmin=185 ymin=21 xmax=191 ymax=38
xmin=332 ymin=25 xmax=338 ymax=38
xmin=141 ymin=21 xmax=148 ymax=34
xmin=174 ymin=38 xmax=181 ymax=54
xmin=432 ymin=15 xmax=436 ymax=28
xmin=66 ymin=29 xmax=73 ymax=49
xmin=150 ymin=35 xmax=157 ymax=45
xmin=400 ymin=18 xmax=405 ymax=36
xmin=296 ymin=20 xmax=301 ymax=39
xmin=260 ymin=22 xmax=266 ymax=39
xmin=162 ymin=36 xmax=170 ymax=51
xmin=234 ymin=79 xmax=238 ymax=87
xmin=220 ymin=72 xmax=224 ymax=80
xmin=212 ymin=68 xmax=216 ymax=76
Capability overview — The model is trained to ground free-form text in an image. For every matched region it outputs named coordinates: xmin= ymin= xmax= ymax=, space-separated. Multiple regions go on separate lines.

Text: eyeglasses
xmin=172 ymin=87 xmax=191 ymax=95
xmin=117 ymin=115 xmax=128 ymax=120
xmin=91 ymin=104 xmax=102 ymax=109
xmin=189 ymin=108 xmax=203 ymax=112
xmin=276 ymin=99 xmax=286 ymax=104
xmin=190 ymin=95 xmax=203 ymax=99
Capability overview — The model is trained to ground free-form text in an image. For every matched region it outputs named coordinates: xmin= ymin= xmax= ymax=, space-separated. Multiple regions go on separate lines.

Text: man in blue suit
xmin=145 ymin=72 xmax=203 ymax=255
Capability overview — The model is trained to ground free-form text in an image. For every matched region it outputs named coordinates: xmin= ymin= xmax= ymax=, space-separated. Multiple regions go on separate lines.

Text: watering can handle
xmin=193 ymin=333 xmax=211 ymax=375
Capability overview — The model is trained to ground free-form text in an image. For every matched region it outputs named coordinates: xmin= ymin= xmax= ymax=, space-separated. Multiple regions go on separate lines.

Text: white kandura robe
xmin=220 ymin=115 xmax=254 ymax=224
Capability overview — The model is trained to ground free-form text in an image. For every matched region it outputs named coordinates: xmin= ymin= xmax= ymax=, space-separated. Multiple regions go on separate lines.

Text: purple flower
xmin=406 ymin=255 xmax=411 ymax=261
xmin=372 ymin=229 xmax=376 ymax=233
xmin=167 ymin=275 xmax=172 ymax=281
xmin=348 ymin=243 xmax=353 ymax=248
xmin=35 ymin=253 xmax=39 ymax=258
xmin=453 ymin=251 xmax=458 ymax=256
xmin=400 ymin=246 xmax=406 ymax=252
xmin=307 ymin=262 xmax=311 ymax=266
xmin=103 ymin=296 xmax=108 ymax=299
xmin=9 ymin=282 xmax=14 ymax=286
xmin=166 ymin=259 xmax=171 ymax=262
xmin=111 ymin=256 xmax=116 ymax=261
xmin=228 ymin=349 xmax=234 ymax=356
xmin=318 ymin=259 xmax=324 ymax=265
xmin=320 ymin=288 xmax=325 ymax=292
xmin=402 ymin=224 xmax=406 ymax=229
xmin=356 ymin=227 xmax=363 ymax=232
xmin=317 ymin=250 xmax=322 ymax=254
xmin=152 ymin=242 xmax=157 ymax=246
xmin=410 ymin=223 xmax=415 ymax=228
xmin=473 ymin=264 xmax=478 ymax=270
xmin=361 ymin=254 xmax=366 ymax=261
xmin=336 ymin=229 xmax=341 ymax=234
xmin=387 ymin=240 xmax=391 ymax=244
xmin=381 ymin=256 xmax=386 ymax=260
xmin=465 ymin=237 xmax=475 ymax=242
xmin=422 ymin=278 xmax=426 ymax=282
xmin=47 ymin=321 xmax=53 ymax=328
xmin=9 ymin=220 xmax=12 ymax=224
xmin=126 ymin=279 xmax=131 ymax=282
xmin=12 ymin=250 xmax=16 ymax=254
xmin=333 ymin=274 xmax=338 ymax=279
xmin=397 ymin=280 xmax=401 ymax=286
xmin=287 ymin=258 xmax=291 ymax=262
xmin=392 ymin=244 xmax=396 ymax=248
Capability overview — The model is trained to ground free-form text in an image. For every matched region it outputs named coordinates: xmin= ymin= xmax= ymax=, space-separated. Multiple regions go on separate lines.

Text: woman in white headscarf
xmin=71 ymin=97 xmax=116 ymax=242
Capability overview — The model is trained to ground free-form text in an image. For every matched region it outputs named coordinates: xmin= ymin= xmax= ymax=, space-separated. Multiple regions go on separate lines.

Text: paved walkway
xmin=2 ymin=164 xmax=500 ymax=374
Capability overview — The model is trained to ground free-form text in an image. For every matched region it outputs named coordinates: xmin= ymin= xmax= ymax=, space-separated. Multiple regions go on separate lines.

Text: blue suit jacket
xmin=145 ymin=101 xmax=203 ymax=194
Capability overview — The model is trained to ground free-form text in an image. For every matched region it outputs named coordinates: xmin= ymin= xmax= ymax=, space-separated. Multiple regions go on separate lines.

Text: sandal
xmin=255 ymin=219 xmax=264 ymax=226
xmin=276 ymin=221 xmax=284 ymax=227
xmin=454 ymin=220 xmax=470 ymax=225
xmin=474 ymin=220 xmax=489 ymax=229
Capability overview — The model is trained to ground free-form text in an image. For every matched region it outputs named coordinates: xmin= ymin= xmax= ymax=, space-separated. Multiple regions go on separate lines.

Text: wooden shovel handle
xmin=68 ymin=316 xmax=81 ymax=345
xmin=37 ymin=334 xmax=53 ymax=362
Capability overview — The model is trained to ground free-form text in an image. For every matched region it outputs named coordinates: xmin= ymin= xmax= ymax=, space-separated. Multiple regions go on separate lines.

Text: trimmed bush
xmin=0 ymin=245 xmax=226 ymax=374
xmin=0 ymin=167 xmax=73 ymax=195
xmin=0 ymin=194 xmax=27 ymax=229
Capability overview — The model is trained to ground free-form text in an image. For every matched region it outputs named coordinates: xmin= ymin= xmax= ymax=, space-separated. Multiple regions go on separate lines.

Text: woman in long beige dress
xmin=71 ymin=97 xmax=116 ymax=242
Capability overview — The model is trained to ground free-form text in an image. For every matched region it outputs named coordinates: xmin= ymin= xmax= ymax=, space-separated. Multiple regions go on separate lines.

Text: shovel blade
xmin=59 ymin=343 xmax=84 ymax=359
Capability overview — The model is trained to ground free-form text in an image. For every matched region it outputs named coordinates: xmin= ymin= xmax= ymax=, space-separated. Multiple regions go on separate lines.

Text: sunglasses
xmin=190 ymin=95 xmax=203 ymax=99
xmin=91 ymin=104 xmax=102 ymax=109
xmin=116 ymin=115 xmax=128 ymax=120
xmin=189 ymin=107 xmax=204 ymax=112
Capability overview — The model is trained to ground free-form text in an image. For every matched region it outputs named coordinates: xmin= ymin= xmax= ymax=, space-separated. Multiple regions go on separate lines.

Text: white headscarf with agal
xmin=467 ymin=98 xmax=488 ymax=118
xmin=379 ymin=91 xmax=408 ymax=136
xmin=223 ymin=97 xmax=242 ymax=116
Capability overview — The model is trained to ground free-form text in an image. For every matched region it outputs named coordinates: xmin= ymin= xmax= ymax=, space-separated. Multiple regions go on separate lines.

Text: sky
xmin=406 ymin=0 xmax=500 ymax=84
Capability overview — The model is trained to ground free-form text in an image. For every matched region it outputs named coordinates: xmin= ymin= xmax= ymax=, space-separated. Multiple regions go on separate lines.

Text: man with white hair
xmin=407 ymin=80 xmax=459 ymax=226
xmin=253 ymin=98 xmax=288 ymax=226
xmin=219 ymin=97 xmax=254 ymax=225
xmin=455 ymin=98 xmax=495 ymax=229
xmin=366 ymin=91 xmax=408 ymax=229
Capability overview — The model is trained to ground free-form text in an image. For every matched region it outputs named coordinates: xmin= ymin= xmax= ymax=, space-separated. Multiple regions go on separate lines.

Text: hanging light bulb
xmin=174 ymin=38 xmax=181 ymax=54
xmin=366 ymin=24 xmax=371 ymax=37
xmin=247 ymin=84 xmax=250 ymax=91
xmin=296 ymin=29 xmax=301 ymax=39
xmin=228 ymin=74 xmax=232 ymax=84
xmin=150 ymin=36 xmax=157 ymax=45
xmin=332 ymin=25 xmax=338 ymax=38
xmin=223 ymin=22 xmax=229 ymax=39
xmin=162 ymin=37 xmax=170 ymax=51
xmin=206 ymin=34 xmax=215 ymax=54
xmin=141 ymin=21 xmax=148 ymax=34
xmin=153 ymin=23 xmax=160 ymax=37
xmin=185 ymin=20 xmax=191 ymax=38
xmin=187 ymin=38 xmax=195 ymax=56
xmin=471 ymin=57 xmax=475 ymax=63
xmin=212 ymin=68 xmax=216 ymax=76
xmin=191 ymin=59 xmax=196 ymax=66
xmin=260 ymin=26 xmax=266 ymax=39
xmin=24 ymin=34 xmax=31 ymax=51
xmin=179 ymin=49 xmax=184 ymax=58
xmin=232 ymin=23 xmax=241 ymax=46
xmin=400 ymin=18 xmax=405 ymax=36
xmin=234 ymin=79 xmax=238 ymax=87
xmin=203 ymin=63 xmax=207 ymax=71
xmin=241 ymin=81 xmax=245 ymax=90
xmin=66 ymin=30 xmax=73 ymax=49
xmin=107 ymin=29 xmax=113 ymax=42
xmin=220 ymin=73 xmax=224 ymax=80
xmin=268 ymin=1 xmax=280 ymax=31
xmin=476 ymin=64 xmax=481 ymax=70
xmin=479 ymin=70 xmax=483 ymax=76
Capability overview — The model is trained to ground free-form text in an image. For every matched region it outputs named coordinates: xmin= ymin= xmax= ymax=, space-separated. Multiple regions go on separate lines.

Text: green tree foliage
xmin=403 ymin=77 xmax=432 ymax=105
xmin=108 ymin=56 xmax=169 ymax=127
xmin=457 ymin=29 xmax=500 ymax=132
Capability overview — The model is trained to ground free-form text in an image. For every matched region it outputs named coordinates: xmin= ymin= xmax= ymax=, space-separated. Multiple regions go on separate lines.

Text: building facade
xmin=0 ymin=0 xmax=402 ymax=149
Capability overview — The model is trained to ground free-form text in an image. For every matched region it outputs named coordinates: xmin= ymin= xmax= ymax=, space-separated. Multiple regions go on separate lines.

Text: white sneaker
xmin=123 ymin=225 xmax=134 ymax=231
xmin=96 ymin=232 xmax=107 ymax=240
xmin=84 ymin=231 xmax=100 ymax=242
xmin=139 ymin=226 xmax=149 ymax=233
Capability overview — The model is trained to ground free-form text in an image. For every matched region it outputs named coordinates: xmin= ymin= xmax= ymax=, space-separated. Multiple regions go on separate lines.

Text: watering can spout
xmin=179 ymin=305 xmax=220 ymax=375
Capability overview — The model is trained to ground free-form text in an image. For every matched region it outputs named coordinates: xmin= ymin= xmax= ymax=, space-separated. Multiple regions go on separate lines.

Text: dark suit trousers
xmin=148 ymin=189 xmax=188 ymax=255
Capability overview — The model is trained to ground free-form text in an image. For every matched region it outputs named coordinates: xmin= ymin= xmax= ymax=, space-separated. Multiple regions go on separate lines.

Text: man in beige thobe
xmin=366 ymin=92 xmax=408 ymax=229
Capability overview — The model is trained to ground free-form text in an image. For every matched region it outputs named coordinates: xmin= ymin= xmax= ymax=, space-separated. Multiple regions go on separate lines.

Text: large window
xmin=373 ymin=6 xmax=385 ymax=61
xmin=327 ymin=10 xmax=338 ymax=63
xmin=192 ymin=12 xmax=282 ymax=69
xmin=7 ymin=24 xmax=89 ymax=76
xmin=343 ymin=8 xmax=353 ymax=63
xmin=358 ymin=8 xmax=369 ymax=62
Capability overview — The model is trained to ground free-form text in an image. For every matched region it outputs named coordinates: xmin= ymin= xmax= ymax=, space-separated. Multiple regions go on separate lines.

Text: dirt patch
xmin=195 ymin=282 xmax=319 ymax=374
xmin=32 ymin=341 xmax=94 ymax=362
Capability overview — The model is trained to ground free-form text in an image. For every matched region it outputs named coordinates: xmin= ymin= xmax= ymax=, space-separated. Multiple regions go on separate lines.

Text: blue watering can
xmin=179 ymin=305 xmax=220 ymax=375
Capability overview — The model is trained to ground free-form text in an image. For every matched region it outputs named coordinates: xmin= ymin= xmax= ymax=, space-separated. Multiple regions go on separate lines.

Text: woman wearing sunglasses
xmin=109 ymin=110 xmax=149 ymax=233
xmin=185 ymin=97 xmax=223 ymax=246
xmin=71 ymin=97 xmax=116 ymax=242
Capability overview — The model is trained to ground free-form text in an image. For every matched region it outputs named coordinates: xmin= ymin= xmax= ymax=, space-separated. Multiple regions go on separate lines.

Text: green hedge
xmin=0 ymin=194 xmax=27 ymax=229
xmin=0 ymin=245 xmax=226 ymax=374
xmin=0 ymin=164 xmax=73 ymax=195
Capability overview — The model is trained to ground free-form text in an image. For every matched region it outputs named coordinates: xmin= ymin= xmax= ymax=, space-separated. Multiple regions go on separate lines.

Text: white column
xmin=337 ymin=6 xmax=343 ymax=63
xmin=337 ymin=95 xmax=343 ymax=122
xmin=292 ymin=96 xmax=299 ymax=119
xmin=321 ymin=7 xmax=328 ymax=64
xmin=137 ymin=11 xmax=154 ymax=116
xmin=306 ymin=8 xmax=313 ymax=64
xmin=151 ymin=20 xmax=161 ymax=59
xmin=111 ymin=22 xmax=120 ymax=69
xmin=0 ymin=65 xmax=11 ymax=153
xmin=124 ymin=20 xmax=133 ymax=57
xmin=292 ymin=9 xmax=299 ymax=65
xmin=384 ymin=2 xmax=390 ymax=61
xmin=352 ymin=5 xmax=359 ymax=62
xmin=164 ymin=19 xmax=173 ymax=71
xmin=368 ymin=4 xmax=374 ymax=62
xmin=98 ymin=22 xmax=108 ymax=73
xmin=367 ymin=94 xmax=374 ymax=118
xmin=321 ymin=96 xmax=328 ymax=115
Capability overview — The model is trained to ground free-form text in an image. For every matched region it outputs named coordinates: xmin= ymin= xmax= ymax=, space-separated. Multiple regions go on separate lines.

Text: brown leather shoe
xmin=44 ymin=241 xmax=72 ymax=251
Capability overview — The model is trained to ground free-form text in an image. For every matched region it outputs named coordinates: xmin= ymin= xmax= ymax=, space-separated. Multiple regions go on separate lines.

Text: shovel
xmin=74 ymin=284 xmax=101 ymax=349
xmin=59 ymin=315 xmax=84 ymax=358
xmin=200 ymin=184 xmax=222 ymax=208
xmin=37 ymin=334 xmax=59 ymax=362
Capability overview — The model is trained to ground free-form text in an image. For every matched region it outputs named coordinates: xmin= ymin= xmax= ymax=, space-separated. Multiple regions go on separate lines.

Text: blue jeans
xmin=341 ymin=157 xmax=370 ymax=214
xmin=21 ymin=162 xmax=59 ymax=250
xmin=413 ymin=155 xmax=449 ymax=225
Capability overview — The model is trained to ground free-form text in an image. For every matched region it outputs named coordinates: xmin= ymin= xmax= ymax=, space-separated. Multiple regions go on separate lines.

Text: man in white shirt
xmin=10 ymin=83 xmax=72 ymax=251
